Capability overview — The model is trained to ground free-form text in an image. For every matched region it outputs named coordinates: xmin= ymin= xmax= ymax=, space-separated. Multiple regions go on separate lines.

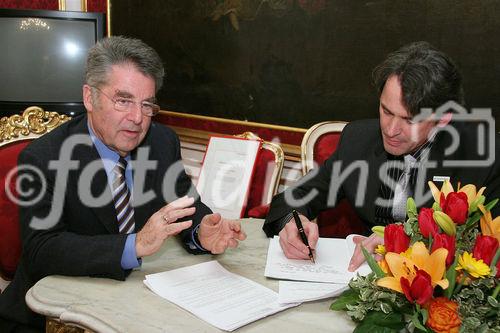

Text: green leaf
xmin=330 ymin=288 xmax=359 ymax=311
xmin=421 ymin=308 xmax=428 ymax=326
xmin=361 ymin=247 xmax=385 ymax=278
xmin=445 ymin=258 xmax=458 ymax=298
xmin=469 ymin=195 xmax=485 ymax=214
xmin=353 ymin=324 xmax=399 ymax=333
xmin=411 ymin=312 xmax=427 ymax=332
xmin=487 ymin=295 xmax=499 ymax=307
xmin=358 ymin=311 xmax=405 ymax=329
xmin=485 ymin=198 xmax=499 ymax=211
xmin=465 ymin=210 xmax=482 ymax=229
xmin=432 ymin=202 xmax=441 ymax=211
xmin=490 ymin=248 xmax=500 ymax=271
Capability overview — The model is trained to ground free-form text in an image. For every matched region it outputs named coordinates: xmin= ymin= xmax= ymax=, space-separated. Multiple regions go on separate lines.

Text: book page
xmin=196 ymin=137 xmax=261 ymax=219
xmin=264 ymin=236 xmax=371 ymax=284
xmin=144 ymin=261 xmax=298 ymax=331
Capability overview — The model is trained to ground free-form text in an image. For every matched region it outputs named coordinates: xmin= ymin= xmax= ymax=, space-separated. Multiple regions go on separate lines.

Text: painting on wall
xmin=110 ymin=0 xmax=500 ymax=129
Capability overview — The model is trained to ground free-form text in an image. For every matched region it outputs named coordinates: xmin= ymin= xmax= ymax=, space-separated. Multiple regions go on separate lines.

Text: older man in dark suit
xmin=0 ymin=36 xmax=246 ymax=332
xmin=263 ymin=41 xmax=500 ymax=271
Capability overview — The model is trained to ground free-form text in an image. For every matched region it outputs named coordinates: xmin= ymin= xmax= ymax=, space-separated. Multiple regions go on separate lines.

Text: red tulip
xmin=440 ymin=192 xmax=469 ymax=225
xmin=418 ymin=208 xmax=438 ymax=238
xmin=384 ymin=224 xmax=410 ymax=253
xmin=473 ymin=235 xmax=499 ymax=265
xmin=431 ymin=233 xmax=456 ymax=267
xmin=401 ymin=269 xmax=433 ymax=305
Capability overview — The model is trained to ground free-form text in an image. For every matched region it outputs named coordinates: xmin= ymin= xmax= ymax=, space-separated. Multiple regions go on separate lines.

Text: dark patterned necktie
xmin=112 ymin=158 xmax=135 ymax=234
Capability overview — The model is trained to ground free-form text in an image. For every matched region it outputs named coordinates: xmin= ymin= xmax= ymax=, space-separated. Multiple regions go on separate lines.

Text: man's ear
xmin=83 ymin=84 xmax=94 ymax=112
xmin=436 ymin=112 xmax=452 ymax=127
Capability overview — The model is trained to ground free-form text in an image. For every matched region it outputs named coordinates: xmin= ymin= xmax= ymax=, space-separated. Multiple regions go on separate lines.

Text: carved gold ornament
xmin=0 ymin=107 xmax=71 ymax=145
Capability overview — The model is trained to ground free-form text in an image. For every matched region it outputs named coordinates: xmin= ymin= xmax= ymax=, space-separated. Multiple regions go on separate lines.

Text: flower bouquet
xmin=331 ymin=181 xmax=500 ymax=332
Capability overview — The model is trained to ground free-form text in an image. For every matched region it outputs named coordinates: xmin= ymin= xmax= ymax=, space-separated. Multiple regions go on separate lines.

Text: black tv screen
xmin=0 ymin=9 xmax=104 ymax=116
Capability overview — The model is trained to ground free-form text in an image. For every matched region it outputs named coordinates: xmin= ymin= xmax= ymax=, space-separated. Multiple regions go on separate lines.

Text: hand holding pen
xmin=292 ymin=210 xmax=315 ymax=263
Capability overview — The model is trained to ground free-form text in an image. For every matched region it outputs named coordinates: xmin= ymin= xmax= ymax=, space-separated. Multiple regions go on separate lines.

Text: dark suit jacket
xmin=0 ymin=114 xmax=212 ymax=329
xmin=264 ymin=119 xmax=500 ymax=236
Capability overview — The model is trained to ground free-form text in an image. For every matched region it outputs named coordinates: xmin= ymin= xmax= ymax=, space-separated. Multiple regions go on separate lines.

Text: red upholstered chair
xmin=232 ymin=132 xmax=284 ymax=219
xmin=0 ymin=108 xmax=70 ymax=291
xmin=301 ymin=121 xmax=368 ymax=237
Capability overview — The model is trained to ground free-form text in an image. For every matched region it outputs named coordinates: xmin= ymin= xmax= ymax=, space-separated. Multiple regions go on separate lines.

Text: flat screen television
xmin=0 ymin=8 xmax=105 ymax=116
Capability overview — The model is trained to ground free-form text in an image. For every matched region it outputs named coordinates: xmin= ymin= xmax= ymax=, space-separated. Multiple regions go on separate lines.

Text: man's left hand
xmin=348 ymin=233 xmax=383 ymax=272
xmin=198 ymin=213 xmax=247 ymax=254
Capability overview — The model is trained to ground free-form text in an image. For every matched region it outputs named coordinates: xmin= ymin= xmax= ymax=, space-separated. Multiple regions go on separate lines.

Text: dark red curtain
xmin=87 ymin=0 xmax=106 ymax=13
xmin=0 ymin=0 xmax=58 ymax=10
xmin=0 ymin=0 xmax=107 ymax=13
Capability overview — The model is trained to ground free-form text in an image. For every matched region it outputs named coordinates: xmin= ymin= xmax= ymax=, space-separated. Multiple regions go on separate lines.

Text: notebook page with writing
xmin=264 ymin=236 xmax=371 ymax=284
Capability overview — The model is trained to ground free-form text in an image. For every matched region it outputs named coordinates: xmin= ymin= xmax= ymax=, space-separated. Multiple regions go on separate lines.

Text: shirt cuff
xmin=121 ymin=233 xmax=142 ymax=270
xmin=186 ymin=224 xmax=207 ymax=251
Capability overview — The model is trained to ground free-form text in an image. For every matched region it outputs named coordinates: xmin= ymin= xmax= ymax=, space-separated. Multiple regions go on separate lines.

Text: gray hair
xmin=85 ymin=36 xmax=164 ymax=93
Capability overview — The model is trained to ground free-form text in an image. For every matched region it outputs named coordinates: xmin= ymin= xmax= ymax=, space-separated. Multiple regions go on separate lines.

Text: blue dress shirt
xmin=88 ymin=123 xmax=140 ymax=270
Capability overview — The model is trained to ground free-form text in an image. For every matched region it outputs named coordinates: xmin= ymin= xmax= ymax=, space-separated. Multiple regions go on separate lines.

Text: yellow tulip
xmin=377 ymin=242 xmax=449 ymax=293
xmin=478 ymin=204 xmax=500 ymax=243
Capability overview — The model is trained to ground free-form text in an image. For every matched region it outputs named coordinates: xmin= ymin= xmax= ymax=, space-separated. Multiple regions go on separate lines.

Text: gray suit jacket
xmin=0 ymin=114 xmax=212 ymax=329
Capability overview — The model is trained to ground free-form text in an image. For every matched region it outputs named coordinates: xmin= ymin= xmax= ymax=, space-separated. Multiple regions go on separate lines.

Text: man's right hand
xmin=278 ymin=214 xmax=319 ymax=260
xmin=135 ymin=196 xmax=195 ymax=257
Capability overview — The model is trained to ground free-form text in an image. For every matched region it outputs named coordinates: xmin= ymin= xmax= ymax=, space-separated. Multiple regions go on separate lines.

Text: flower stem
xmin=454 ymin=274 xmax=466 ymax=295
xmin=492 ymin=284 xmax=500 ymax=299
xmin=490 ymin=248 xmax=500 ymax=271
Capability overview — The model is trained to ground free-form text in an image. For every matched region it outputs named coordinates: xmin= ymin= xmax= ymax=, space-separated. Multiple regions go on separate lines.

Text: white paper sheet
xmin=278 ymin=281 xmax=349 ymax=304
xmin=264 ymin=235 xmax=371 ymax=284
xmin=144 ymin=261 xmax=299 ymax=331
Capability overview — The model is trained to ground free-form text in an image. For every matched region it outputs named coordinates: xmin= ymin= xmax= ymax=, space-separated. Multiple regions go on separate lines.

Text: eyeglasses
xmin=91 ymin=86 xmax=160 ymax=117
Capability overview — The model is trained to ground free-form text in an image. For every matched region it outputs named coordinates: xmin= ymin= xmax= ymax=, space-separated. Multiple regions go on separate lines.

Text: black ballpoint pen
xmin=292 ymin=210 xmax=315 ymax=263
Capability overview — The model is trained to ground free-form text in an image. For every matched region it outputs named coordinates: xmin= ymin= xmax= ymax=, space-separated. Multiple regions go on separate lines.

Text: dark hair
xmin=373 ymin=41 xmax=464 ymax=116
xmin=85 ymin=36 xmax=164 ymax=93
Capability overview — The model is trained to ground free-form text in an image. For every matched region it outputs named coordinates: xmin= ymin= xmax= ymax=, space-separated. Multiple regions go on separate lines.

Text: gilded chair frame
xmin=0 ymin=107 xmax=71 ymax=147
xmin=234 ymin=131 xmax=284 ymax=204
xmin=0 ymin=107 xmax=70 ymax=291
xmin=300 ymin=121 xmax=347 ymax=175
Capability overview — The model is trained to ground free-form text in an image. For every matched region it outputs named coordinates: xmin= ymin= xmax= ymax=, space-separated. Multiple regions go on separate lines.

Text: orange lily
xmin=377 ymin=242 xmax=449 ymax=293
xmin=478 ymin=204 xmax=500 ymax=243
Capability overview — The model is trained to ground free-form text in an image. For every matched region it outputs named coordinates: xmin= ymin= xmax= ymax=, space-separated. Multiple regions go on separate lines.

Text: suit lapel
xmin=71 ymin=117 xmax=119 ymax=234
xmin=131 ymin=130 xmax=154 ymax=231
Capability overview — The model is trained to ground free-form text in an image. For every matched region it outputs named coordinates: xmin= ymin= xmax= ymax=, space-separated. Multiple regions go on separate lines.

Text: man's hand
xmin=278 ymin=214 xmax=318 ymax=260
xmin=198 ymin=213 xmax=247 ymax=254
xmin=348 ymin=233 xmax=383 ymax=272
xmin=135 ymin=196 xmax=196 ymax=257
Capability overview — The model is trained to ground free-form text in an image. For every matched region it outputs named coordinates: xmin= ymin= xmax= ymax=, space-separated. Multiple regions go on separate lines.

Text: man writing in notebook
xmin=0 ymin=36 xmax=246 ymax=332
xmin=263 ymin=41 xmax=500 ymax=270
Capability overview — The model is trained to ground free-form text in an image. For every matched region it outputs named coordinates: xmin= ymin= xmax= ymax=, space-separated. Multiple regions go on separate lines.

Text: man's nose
xmin=386 ymin=117 xmax=401 ymax=136
xmin=127 ymin=103 xmax=143 ymax=124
